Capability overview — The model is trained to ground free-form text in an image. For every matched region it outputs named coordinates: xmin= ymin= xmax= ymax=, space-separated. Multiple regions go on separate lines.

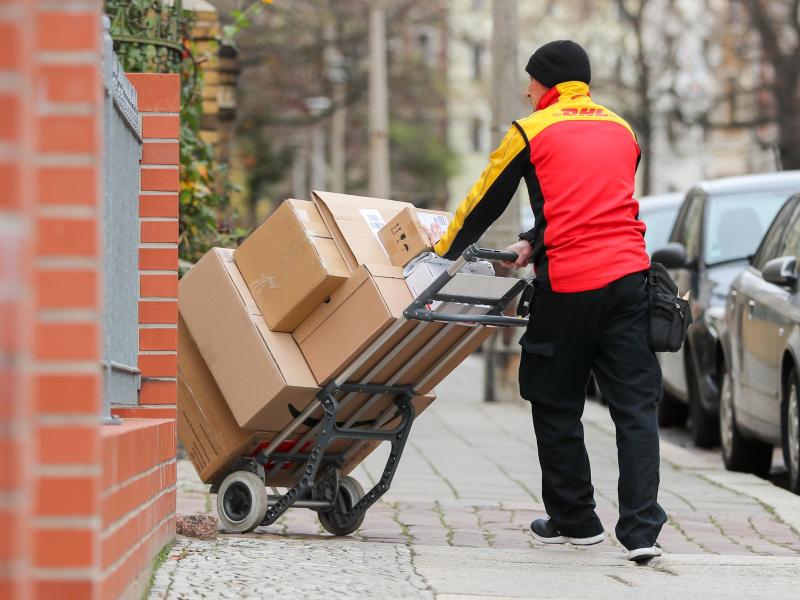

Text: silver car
xmin=721 ymin=193 xmax=800 ymax=493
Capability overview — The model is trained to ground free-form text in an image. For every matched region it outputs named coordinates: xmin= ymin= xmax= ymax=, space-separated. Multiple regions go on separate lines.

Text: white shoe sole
xmin=627 ymin=546 xmax=662 ymax=562
xmin=532 ymin=532 xmax=605 ymax=546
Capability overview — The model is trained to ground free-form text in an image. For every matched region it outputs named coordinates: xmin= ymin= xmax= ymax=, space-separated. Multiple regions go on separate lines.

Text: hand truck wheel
xmin=318 ymin=475 xmax=365 ymax=536
xmin=216 ymin=470 xmax=269 ymax=533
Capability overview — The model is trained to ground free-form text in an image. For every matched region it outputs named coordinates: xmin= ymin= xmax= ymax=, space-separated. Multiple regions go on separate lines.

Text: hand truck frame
xmin=213 ymin=245 xmax=529 ymax=535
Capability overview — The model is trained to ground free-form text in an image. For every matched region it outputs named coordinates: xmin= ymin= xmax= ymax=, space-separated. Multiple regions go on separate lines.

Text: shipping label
xmin=416 ymin=213 xmax=450 ymax=239
xmin=358 ymin=208 xmax=387 ymax=238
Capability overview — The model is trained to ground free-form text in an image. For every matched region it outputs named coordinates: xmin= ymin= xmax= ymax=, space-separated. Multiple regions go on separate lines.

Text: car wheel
xmin=719 ymin=361 xmax=772 ymax=477
xmin=782 ymin=367 xmax=800 ymax=494
xmin=657 ymin=387 xmax=688 ymax=428
xmin=687 ymin=351 xmax=719 ymax=448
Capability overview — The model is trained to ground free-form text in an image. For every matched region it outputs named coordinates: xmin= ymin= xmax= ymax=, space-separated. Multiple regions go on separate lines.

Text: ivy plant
xmin=105 ymin=0 xmax=252 ymax=264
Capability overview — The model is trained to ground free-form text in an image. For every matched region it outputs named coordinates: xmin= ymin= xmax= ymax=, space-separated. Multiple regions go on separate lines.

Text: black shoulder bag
xmin=647 ymin=262 xmax=692 ymax=352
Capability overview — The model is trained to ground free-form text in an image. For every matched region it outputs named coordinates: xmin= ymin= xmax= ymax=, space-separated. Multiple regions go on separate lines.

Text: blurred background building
xmin=186 ymin=0 xmax=241 ymax=165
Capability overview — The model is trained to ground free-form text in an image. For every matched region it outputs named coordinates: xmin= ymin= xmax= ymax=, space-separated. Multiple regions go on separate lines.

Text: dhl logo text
xmin=560 ymin=108 xmax=608 ymax=116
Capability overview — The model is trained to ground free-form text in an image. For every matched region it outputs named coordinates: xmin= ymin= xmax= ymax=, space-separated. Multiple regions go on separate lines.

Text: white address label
xmin=358 ymin=208 xmax=387 ymax=237
xmin=417 ymin=213 xmax=450 ymax=230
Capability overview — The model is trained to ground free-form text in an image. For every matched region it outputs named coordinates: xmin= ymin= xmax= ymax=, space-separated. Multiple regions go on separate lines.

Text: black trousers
xmin=518 ymin=271 xmax=667 ymax=550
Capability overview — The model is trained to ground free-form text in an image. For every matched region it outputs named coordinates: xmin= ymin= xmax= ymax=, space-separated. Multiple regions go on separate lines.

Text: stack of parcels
xmin=178 ymin=192 xmax=498 ymax=486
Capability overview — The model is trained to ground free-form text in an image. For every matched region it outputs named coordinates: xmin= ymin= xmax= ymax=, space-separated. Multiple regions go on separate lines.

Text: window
xmin=471 ymin=117 xmax=483 ymax=152
xmin=416 ymin=27 xmax=437 ymax=67
xmin=472 ymin=43 xmax=484 ymax=81
xmin=704 ymin=189 xmax=793 ymax=266
xmin=419 ymin=32 xmax=429 ymax=57
xmin=642 ymin=207 xmax=681 ymax=254
xmin=779 ymin=198 xmax=800 ymax=262
xmin=670 ymin=192 xmax=703 ymax=260
xmin=751 ymin=196 xmax=797 ymax=270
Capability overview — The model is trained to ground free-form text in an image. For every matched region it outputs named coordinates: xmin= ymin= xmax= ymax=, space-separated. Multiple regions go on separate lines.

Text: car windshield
xmin=704 ymin=189 xmax=795 ymax=265
xmin=641 ymin=207 xmax=680 ymax=255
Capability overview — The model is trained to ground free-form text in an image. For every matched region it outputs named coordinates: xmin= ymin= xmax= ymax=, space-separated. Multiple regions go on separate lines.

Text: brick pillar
xmin=28 ymin=1 xmax=104 ymax=598
xmin=114 ymin=73 xmax=180 ymax=421
xmin=0 ymin=2 xmax=35 ymax=598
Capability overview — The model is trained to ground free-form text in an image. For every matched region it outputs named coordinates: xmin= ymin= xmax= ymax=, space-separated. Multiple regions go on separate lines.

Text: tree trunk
xmin=776 ymin=77 xmax=800 ymax=170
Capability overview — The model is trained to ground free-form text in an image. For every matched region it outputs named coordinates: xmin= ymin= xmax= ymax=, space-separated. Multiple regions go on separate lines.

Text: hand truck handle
xmin=463 ymin=245 xmax=519 ymax=264
xmin=446 ymin=244 xmax=519 ymax=277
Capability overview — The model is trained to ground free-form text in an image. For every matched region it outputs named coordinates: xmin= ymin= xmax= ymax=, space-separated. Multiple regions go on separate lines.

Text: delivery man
xmin=429 ymin=40 xmax=666 ymax=563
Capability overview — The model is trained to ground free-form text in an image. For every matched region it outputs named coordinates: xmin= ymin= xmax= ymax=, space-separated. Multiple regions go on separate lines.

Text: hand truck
xmin=213 ymin=245 xmax=530 ymax=535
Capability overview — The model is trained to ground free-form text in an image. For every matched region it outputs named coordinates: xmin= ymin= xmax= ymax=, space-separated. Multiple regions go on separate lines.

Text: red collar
xmin=536 ymin=81 xmax=592 ymax=111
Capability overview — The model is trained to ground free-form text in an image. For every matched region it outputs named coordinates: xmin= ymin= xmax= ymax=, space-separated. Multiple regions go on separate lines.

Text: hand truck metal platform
xmin=213 ymin=245 xmax=529 ymax=535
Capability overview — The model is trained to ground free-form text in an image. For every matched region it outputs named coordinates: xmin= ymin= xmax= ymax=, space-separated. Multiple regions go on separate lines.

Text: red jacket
xmin=434 ymin=81 xmax=649 ymax=293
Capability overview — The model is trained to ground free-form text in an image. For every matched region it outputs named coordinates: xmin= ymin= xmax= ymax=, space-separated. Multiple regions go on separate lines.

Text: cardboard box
xmin=177 ymin=314 xmax=272 ymax=484
xmin=312 ymin=191 xmax=415 ymax=271
xmin=293 ymin=263 xmax=412 ymax=384
xmin=378 ymin=207 xmax=453 ymax=267
xmin=179 ymin=247 xmax=321 ymax=431
xmin=179 ymin=314 xmax=437 ymax=485
xmin=234 ymin=199 xmax=349 ymax=332
xmin=293 ymin=259 xmax=496 ymax=391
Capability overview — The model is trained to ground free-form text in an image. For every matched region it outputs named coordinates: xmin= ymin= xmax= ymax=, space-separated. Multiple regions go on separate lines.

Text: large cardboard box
xmin=177 ymin=314 xmax=271 ymax=484
xmin=178 ymin=314 xmax=437 ymax=485
xmin=234 ymin=199 xmax=349 ymax=332
xmin=378 ymin=207 xmax=453 ymax=267
xmin=293 ymin=260 xmax=495 ymax=391
xmin=179 ymin=247 xmax=321 ymax=431
xmin=293 ymin=263 xmax=411 ymax=384
xmin=312 ymin=191 xmax=415 ymax=271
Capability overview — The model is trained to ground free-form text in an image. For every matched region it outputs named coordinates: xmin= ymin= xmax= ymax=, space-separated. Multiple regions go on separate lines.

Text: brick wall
xmin=1 ymin=4 xmax=179 ymax=599
xmin=114 ymin=73 xmax=180 ymax=422
xmin=99 ymin=420 xmax=176 ymax=599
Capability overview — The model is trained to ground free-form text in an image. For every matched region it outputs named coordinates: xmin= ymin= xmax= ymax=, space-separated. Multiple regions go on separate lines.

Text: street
xmin=152 ymin=356 xmax=800 ymax=599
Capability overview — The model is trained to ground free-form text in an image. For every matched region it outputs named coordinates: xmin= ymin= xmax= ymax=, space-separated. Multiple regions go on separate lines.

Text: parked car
xmin=639 ymin=193 xmax=684 ymax=255
xmin=652 ymin=172 xmax=800 ymax=447
xmin=586 ymin=192 xmax=684 ymax=401
xmin=720 ymin=193 xmax=800 ymax=491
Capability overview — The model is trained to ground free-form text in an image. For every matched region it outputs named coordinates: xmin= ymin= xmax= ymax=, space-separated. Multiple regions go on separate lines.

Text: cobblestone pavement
xmin=152 ymin=356 xmax=800 ymax=599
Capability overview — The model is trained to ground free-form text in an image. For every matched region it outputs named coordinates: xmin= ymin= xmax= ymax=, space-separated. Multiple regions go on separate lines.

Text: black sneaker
xmin=530 ymin=518 xmax=605 ymax=546
xmin=627 ymin=544 xmax=662 ymax=563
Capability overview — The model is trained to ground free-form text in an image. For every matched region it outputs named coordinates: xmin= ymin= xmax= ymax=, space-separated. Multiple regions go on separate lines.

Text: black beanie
xmin=525 ymin=40 xmax=591 ymax=88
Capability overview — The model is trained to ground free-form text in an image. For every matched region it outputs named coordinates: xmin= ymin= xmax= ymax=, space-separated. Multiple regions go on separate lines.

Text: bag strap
xmin=648 ymin=262 xmax=679 ymax=296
